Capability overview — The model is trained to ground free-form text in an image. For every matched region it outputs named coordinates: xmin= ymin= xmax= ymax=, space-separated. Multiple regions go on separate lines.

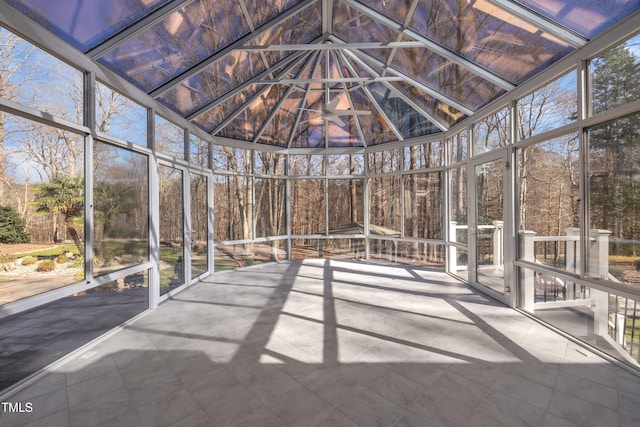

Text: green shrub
xmin=123 ymin=241 xmax=138 ymax=254
xmin=56 ymin=254 xmax=68 ymax=264
xmin=0 ymin=253 xmax=16 ymax=264
xmin=0 ymin=206 xmax=29 ymax=243
xmin=36 ymin=259 xmax=56 ymax=272
xmin=21 ymin=256 xmax=37 ymax=265
xmin=609 ymin=266 xmax=625 ymax=282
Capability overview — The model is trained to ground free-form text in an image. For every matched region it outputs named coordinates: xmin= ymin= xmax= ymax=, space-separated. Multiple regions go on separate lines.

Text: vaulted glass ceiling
xmin=6 ymin=0 xmax=639 ymax=148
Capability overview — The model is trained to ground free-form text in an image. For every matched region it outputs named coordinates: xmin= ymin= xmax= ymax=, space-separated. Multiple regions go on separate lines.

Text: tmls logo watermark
xmin=1 ymin=402 xmax=34 ymax=413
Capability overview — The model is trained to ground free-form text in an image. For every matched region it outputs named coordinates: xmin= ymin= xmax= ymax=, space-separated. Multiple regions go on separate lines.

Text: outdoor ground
xmin=0 ymin=243 xmax=60 ymax=255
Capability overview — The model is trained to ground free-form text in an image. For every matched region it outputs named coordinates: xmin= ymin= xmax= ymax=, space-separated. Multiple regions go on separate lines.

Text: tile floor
xmin=2 ymin=259 xmax=640 ymax=427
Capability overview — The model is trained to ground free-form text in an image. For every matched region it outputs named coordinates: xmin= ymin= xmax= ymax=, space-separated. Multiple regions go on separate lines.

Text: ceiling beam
xmin=256 ymin=76 xmax=404 ymax=84
xmin=149 ymin=0 xmax=317 ymax=98
xmin=186 ymin=50 xmax=308 ymax=121
xmin=336 ymin=38 xmax=475 ymax=116
xmin=337 ymin=54 xmax=403 ymax=142
xmin=322 ymin=0 xmax=333 ymax=35
xmin=332 ymin=51 xmax=367 ymax=146
xmin=339 ymin=51 xmax=448 ymax=132
xmin=288 ymin=54 xmax=323 ymax=148
xmin=253 ymin=53 xmax=319 ymax=143
xmin=237 ymin=41 xmax=425 ymax=51
xmin=341 ymin=0 xmax=516 ymax=91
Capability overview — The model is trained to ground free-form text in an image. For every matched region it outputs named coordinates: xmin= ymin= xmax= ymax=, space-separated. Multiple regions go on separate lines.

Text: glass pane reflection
xmin=93 ymin=142 xmax=149 ymax=277
xmin=159 ymin=165 xmax=184 ymax=295
xmin=5 ymin=0 xmax=169 ymax=51
xmin=369 ymin=82 xmax=440 ymax=139
xmin=410 ymin=0 xmax=573 ymax=83
xmin=516 ymin=0 xmax=640 ymax=38
xmin=99 ymin=0 xmax=250 ymax=91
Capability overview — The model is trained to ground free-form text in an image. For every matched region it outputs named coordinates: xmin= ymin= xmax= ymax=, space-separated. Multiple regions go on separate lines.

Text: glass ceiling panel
xmin=290 ymin=90 xmax=326 ymax=148
xmin=5 ymin=0 xmax=170 ymax=51
xmin=157 ymin=51 xmax=265 ymax=116
xmin=99 ymin=0 xmax=250 ymax=92
xmin=191 ymin=85 xmax=260 ymax=133
xmin=243 ymin=0 xmax=306 ymax=28
xmin=392 ymin=47 xmax=505 ymax=111
xmin=256 ymin=93 xmax=301 ymax=147
xmin=333 ymin=0 xmax=399 ymax=65
xmin=515 ymin=0 xmax=640 ymax=38
xmin=369 ymin=82 xmax=441 ymax=139
xmin=357 ymin=0 xmax=415 ymax=25
xmin=216 ymin=114 xmax=256 ymax=142
xmin=248 ymin=3 xmax=322 ymax=51
xmin=218 ymin=84 xmax=288 ymax=142
xmin=391 ymin=79 xmax=467 ymax=127
xmin=327 ymin=116 xmax=365 ymax=147
xmin=349 ymin=87 xmax=398 ymax=145
xmin=410 ymin=0 xmax=574 ymax=84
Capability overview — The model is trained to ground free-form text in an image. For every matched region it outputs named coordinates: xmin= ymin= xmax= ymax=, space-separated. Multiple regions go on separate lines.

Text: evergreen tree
xmin=0 ymin=205 xmax=29 ymax=243
xmin=589 ymin=43 xmax=640 ymax=255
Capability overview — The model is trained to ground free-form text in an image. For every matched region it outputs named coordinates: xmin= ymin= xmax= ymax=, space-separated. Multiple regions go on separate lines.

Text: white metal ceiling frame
xmin=1 ymin=0 xmax=638 ymax=154
xmin=332 ymin=46 xmax=449 ymax=132
xmin=185 ymin=49 xmax=311 ymax=122
xmin=330 ymin=50 xmax=368 ymax=146
xmin=339 ymin=0 xmax=516 ymax=91
xmin=206 ymin=50 xmax=315 ymax=135
xmin=251 ymin=52 xmax=321 ymax=144
xmin=338 ymin=42 xmax=475 ymax=116
xmin=376 ymin=0 xmax=422 ymax=80
xmin=336 ymin=49 xmax=404 ymax=140
xmin=487 ymin=0 xmax=588 ymax=48
xmin=148 ymin=0 xmax=319 ymax=98
xmin=287 ymin=53 xmax=324 ymax=148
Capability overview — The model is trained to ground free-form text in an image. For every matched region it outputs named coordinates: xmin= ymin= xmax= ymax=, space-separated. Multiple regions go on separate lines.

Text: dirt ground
xmin=0 ymin=243 xmax=59 ymax=255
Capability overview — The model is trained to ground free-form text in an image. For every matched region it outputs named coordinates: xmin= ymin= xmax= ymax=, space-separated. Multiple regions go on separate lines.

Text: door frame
xmin=468 ymin=148 xmax=515 ymax=306
xmin=157 ymin=160 xmax=190 ymax=302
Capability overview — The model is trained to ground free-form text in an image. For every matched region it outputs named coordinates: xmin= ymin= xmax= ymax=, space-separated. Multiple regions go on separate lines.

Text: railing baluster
xmin=631 ymin=301 xmax=639 ymax=362
xmin=623 ymin=297 xmax=629 ymax=348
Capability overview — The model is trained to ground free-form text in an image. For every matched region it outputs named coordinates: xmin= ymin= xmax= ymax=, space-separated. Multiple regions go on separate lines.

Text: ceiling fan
xmin=301 ymin=97 xmax=370 ymax=127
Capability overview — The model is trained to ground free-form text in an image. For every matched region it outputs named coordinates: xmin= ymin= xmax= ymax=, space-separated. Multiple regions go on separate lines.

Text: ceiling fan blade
xmin=332 ymin=109 xmax=371 ymax=116
xmin=326 ymin=115 xmax=346 ymax=127
xmin=325 ymin=97 xmax=341 ymax=113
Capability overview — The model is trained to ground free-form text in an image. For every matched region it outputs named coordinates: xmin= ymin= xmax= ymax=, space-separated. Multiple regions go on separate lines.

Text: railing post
xmin=565 ymin=227 xmax=580 ymax=299
xmin=615 ymin=313 xmax=626 ymax=346
xmin=519 ymin=230 xmax=536 ymax=312
xmin=590 ymin=229 xmax=612 ymax=337
xmin=492 ymin=220 xmax=504 ymax=267
xmin=449 ymin=221 xmax=457 ymax=273
xmin=589 ymin=229 xmax=611 ymax=280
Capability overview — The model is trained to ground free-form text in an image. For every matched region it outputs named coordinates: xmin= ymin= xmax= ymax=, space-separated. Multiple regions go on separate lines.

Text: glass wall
xmin=158 ymin=165 xmax=184 ymax=295
xmin=516 ymin=34 xmax=640 ymax=369
xmin=0 ymin=114 xmax=85 ymax=304
xmin=588 ymin=113 xmax=640 ymax=286
xmin=2 ymin=6 xmax=640 ymax=389
xmin=93 ymin=142 xmax=149 ymax=276
xmin=190 ymin=173 xmax=208 ymax=279
xmin=291 ymin=179 xmax=326 ymax=235
xmin=96 ymin=81 xmax=147 ymax=146
xmin=517 ymin=134 xmax=580 ymax=273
